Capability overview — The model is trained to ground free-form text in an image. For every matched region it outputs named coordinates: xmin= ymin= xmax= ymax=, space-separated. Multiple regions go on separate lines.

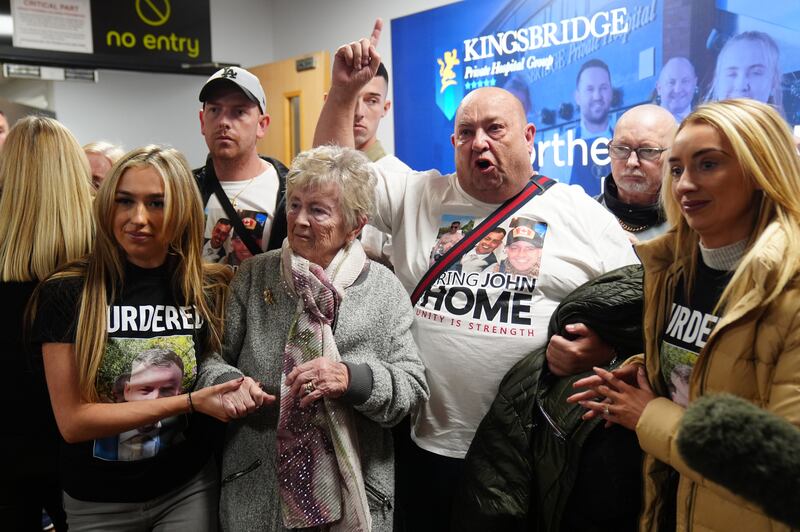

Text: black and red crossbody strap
xmin=410 ymin=175 xmax=556 ymax=305
xmin=211 ymin=176 xmax=263 ymax=256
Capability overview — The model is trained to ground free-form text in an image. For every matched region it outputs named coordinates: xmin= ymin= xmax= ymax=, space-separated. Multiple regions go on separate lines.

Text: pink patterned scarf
xmin=276 ymin=238 xmax=372 ymax=531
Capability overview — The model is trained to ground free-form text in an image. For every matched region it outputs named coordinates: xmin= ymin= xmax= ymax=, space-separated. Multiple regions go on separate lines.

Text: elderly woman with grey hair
xmin=199 ymin=144 xmax=428 ymax=532
xmin=83 ymin=140 xmax=125 ymax=189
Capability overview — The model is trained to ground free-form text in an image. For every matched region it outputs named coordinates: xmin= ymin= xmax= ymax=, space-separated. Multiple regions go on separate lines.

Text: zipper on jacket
xmin=364 ymin=482 xmax=392 ymax=511
xmin=222 ymin=458 xmax=262 ymax=485
xmin=642 ymin=261 xmax=680 ymax=528
xmin=685 ymin=482 xmax=696 ymax=531
xmin=537 ymin=402 xmax=566 ymax=442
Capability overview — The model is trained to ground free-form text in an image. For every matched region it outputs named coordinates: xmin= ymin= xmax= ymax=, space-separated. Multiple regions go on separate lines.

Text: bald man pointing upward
xmin=314 ymin=20 xmax=639 ymax=530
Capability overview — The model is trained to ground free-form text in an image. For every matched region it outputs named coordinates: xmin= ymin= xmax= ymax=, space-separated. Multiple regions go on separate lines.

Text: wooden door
xmin=248 ymin=50 xmax=330 ymax=166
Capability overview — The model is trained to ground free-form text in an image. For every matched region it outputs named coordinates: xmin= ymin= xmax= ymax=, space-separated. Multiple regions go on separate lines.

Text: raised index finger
xmin=370 ymin=18 xmax=383 ymax=48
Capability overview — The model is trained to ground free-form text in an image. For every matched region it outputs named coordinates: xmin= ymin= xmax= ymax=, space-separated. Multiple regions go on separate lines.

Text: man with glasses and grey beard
xmin=597 ymin=104 xmax=677 ymax=243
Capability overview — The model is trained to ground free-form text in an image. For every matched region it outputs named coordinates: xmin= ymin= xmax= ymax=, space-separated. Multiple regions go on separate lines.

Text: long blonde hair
xmin=0 ymin=116 xmax=94 ymax=282
xmin=661 ymin=99 xmax=800 ymax=311
xmin=49 ymin=145 xmax=231 ymax=400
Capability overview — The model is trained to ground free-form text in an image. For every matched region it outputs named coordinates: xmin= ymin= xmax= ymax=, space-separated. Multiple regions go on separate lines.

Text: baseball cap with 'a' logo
xmin=199 ymin=66 xmax=267 ymax=114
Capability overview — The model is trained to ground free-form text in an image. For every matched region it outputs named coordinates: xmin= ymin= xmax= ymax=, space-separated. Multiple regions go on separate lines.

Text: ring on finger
xmin=304 ymin=381 xmax=316 ymax=395
xmin=603 ymin=404 xmax=610 ymax=416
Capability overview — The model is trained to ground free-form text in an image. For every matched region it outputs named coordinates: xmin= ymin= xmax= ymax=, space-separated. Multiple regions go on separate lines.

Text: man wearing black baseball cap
xmin=195 ymin=66 xmax=288 ymax=263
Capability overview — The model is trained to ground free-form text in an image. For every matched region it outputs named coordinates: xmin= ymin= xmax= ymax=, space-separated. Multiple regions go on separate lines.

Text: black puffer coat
xmin=454 ymin=264 xmax=645 ymax=531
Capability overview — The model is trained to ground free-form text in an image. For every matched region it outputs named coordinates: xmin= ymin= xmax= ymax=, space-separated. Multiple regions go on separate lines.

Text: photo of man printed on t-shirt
xmin=118 ymin=349 xmax=184 ymax=460
xmin=454 ymin=227 xmax=506 ymax=273
xmin=659 ymin=340 xmax=699 ymax=409
xmin=432 ymin=214 xmax=548 ymax=280
xmin=202 ymin=217 xmax=233 ymax=263
xmin=93 ymin=341 xmax=192 ymax=461
xmin=203 ymin=209 xmax=269 ymax=264
xmin=484 ymin=216 xmax=547 ymax=279
xmin=224 ymin=212 xmax=267 ymax=267
xmin=668 ymin=364 xmax=692 ymax=407
xmin=429 ymin=216 xmax=475 ymax=266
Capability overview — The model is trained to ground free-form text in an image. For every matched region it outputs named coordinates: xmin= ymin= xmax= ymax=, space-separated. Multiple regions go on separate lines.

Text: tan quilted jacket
xmin=635 ymin=225 xmax=800 ymax=532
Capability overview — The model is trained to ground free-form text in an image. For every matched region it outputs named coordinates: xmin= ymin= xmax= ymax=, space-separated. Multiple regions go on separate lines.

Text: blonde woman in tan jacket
xmin=571 ymin=99 xmax=800 ymax=531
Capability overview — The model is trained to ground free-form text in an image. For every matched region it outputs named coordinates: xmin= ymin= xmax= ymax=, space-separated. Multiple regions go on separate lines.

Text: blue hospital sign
xmin=392 ymin=0 xmax=800 ymax=196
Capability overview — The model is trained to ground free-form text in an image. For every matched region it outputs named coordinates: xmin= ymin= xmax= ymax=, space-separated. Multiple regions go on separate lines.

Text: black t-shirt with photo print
xmin=659 ymin=257 xmax=733 ymax=407
xmin=33 ymin=261 xmax=219 ymax=503
xmin=657 ymin=256 xmax=732 ymax=531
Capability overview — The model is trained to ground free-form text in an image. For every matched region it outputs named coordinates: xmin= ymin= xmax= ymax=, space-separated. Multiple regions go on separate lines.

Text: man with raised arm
xmin=314 ymin=21 xmax=639 ymax=529
xmin=354 ymin=61 xmax=409 ymax=266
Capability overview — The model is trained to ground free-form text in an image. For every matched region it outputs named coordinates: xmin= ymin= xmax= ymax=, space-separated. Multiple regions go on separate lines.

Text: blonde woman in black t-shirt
xmin=33 ymin=145 xmax=272 ymax=530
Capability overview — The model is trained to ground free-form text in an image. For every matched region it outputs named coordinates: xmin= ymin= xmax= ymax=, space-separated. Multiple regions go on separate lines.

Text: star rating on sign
xmin=465 ymin=77 xmax=499 ymax=91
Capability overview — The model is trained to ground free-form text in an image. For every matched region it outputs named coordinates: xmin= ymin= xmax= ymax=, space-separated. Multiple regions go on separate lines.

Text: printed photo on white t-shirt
xmin=201 ymin=166 xmax=279 ymax=265
xmin=420 ymin=213 xmax=549 ymax=339
xmin=202 ymin=209 xmax=270 ymax=266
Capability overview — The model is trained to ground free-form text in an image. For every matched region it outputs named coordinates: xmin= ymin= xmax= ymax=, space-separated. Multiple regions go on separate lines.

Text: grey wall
xmin=4 ymin=0 xmax=459 ymax=166
xmin=269 ymin=0 xmax=460 ymax=158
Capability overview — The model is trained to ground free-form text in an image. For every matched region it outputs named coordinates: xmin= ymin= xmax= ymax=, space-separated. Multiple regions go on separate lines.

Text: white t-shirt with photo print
xmin=371 ymin=159 xmax=639 ymax=458
xmin=202 ymin=164 xmax=280 ymax=262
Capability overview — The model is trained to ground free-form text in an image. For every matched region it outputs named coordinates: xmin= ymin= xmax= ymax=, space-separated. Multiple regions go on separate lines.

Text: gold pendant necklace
xmin=229 ymin=177 xmax=256 ymax=209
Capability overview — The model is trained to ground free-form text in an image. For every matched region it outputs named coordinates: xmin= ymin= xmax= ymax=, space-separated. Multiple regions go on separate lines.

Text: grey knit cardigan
xmin=197 ymin=249 xmax=429 ymax=532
